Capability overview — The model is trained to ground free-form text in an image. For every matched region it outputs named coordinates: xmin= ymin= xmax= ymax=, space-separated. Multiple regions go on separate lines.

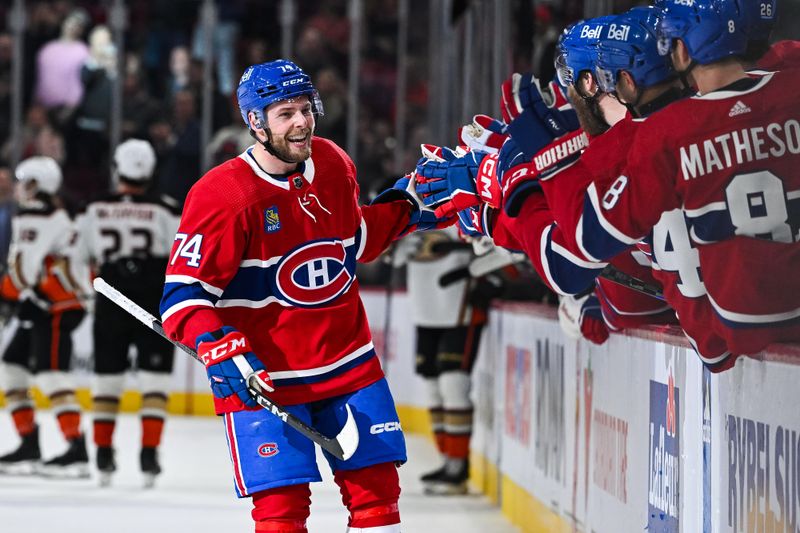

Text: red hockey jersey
xmin=160 ymin=138 xmax=409 ymax=412
xmin=560 ymin=71 xmax=800 ymax=365
xmin=757 ymin=40 xmax=800 ymax=71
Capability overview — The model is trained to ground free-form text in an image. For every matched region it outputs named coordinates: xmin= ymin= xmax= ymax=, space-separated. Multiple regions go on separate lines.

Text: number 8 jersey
xmin=571 ymin=70 xmax=800 ymax=362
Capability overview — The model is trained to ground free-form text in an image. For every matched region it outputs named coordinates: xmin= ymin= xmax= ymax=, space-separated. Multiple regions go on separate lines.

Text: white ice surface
xmin=0 ymin=412 xmax=517 ymax=533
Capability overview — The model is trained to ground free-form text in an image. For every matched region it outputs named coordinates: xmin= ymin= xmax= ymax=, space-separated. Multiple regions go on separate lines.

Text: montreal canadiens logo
xmin=274 ymin=239 xmax=355 ymax=307
xmin=258 ymin=442 xmax=279 ymax=458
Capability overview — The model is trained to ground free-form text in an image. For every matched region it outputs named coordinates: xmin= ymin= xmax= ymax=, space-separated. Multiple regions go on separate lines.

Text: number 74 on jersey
xmin=171 ymin=233 xmax=204 ymax=268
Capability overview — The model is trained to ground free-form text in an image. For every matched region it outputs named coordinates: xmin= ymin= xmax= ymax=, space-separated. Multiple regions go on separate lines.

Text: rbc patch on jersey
xmin=264 ymin=207 xmax=281 ymax=233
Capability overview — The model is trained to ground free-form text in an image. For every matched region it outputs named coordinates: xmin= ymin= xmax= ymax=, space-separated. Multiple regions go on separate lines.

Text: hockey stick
xmin=599 ymin=264 xmax=665 ymax=301
xmin=439 ymin=253 xmax=665 ymax=302
xmin=92 ymin=278 xmax=359 ymax=461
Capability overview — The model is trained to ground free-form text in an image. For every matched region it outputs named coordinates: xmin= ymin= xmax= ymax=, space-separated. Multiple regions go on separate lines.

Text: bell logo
xmin=370 ymin=421 xmax=402 ymax=434
xmin=606 ymin=23 xmax=630 ymax=41
xmin=580 ymin=25 xmax=602 ymax=40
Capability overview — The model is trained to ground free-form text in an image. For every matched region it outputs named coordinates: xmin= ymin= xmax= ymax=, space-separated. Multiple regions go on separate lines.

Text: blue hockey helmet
xmin=594 ymin=6 xmax=674 ymax=94
xmin=656 ymin=0 xmax=749 ymax=65
xmin=742 ymin=0 xmax=777 ymax=42
xmin=554 ymin=16 xmax=615 ymax=89
xmin=236 ymin=59 xmax=324 ymax=129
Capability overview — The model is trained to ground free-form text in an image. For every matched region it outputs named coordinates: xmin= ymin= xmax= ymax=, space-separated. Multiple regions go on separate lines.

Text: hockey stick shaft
xmin=439 ymin=258 xmax=665 ymax=302
xmin=599 ymin=264 xmax=665 ymax=300
xmin=92 ymin=277 xmax=355 ymax=460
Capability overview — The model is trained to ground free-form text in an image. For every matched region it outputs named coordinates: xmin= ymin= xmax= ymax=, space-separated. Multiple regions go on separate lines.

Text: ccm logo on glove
xmin=199 ymin=336 xmax=251 ymax=364
xmin=478 ymin=154 xmax=499 ymax=203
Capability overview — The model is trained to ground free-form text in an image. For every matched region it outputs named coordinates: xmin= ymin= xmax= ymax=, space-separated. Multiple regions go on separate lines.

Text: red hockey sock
xmin=433 ymin=431 xmax=447 ymax=455
xmin=11 ymin=407 xmax=36 ymax=436
xmin=253 ymin=520 xmax=307 ymax=532
xmin=56 ymin=411 xmax=81 ymax=440
xmin=93 ymin=420 xmax=115 ymax=447
xmin=251 ymin=483 xmax=311 ymax=533
xmin=445 ymin=433 xmax=471 ymax=460
xmin=141 ymin=417 xmax=165 ymax=448
xmin=335 ymin=462 xmax=401 ymax=529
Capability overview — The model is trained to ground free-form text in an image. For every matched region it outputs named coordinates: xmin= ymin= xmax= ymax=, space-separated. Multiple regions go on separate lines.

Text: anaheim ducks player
xmin=0 ymin=156 xmax=90 ymax=477
xmin=76 ymin=139 xmax=180 ymax=487
xmin=405 ymin=225 xmax=484 ymax=495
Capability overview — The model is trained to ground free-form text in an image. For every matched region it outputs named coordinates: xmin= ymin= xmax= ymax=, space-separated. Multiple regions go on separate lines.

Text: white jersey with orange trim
xmin=2 ymin=196 xmax=88 ymax=311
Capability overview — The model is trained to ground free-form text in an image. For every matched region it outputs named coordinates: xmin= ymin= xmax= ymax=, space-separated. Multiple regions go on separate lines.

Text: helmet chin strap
xmin=250 ymin=127 xmax=300 ymax=165
xmin=262 ymin=129 xmax=299 ymax=165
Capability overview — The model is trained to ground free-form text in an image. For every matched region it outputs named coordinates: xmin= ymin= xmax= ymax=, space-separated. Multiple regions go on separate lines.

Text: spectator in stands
xmin=150 ymin=89 xmax=200 ymax=204
xmin=0 ymin=164 xmax=14 ymax=267
xmin=121 ymin=58 xmax=161 ymax=140
xmin=166 ymin=46 xmax=191 ymax=99
xmin=190 ymin=0 xmax=245 ymax=95
xmin=206 ymin=97 xmax=251 ymax=167
xmin=311 ymin=68 xmax=347 ymax=148
xmin=33 ymin=8 xmax=90 ymax=123
xmin=530 ymin=3 xmax=560 ymax=83
xmin=0 ymin=33 xmax=11 ymax=149
xmin=1 ymin=104 xmax=65 ymax=165
xmin=187 ymin=58 xmax=232 ymax=132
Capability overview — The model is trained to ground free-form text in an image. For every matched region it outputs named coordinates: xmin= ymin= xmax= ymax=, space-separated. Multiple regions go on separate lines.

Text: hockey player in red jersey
xmin=497 ymin=0 xmax=800 ymax=370
xmin=161 ymin=60 xmax=452 ymax=532
xmin=418 ymin=11 xmax=679 ymax=339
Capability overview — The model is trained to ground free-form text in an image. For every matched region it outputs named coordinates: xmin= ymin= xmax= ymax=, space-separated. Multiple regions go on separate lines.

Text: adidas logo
xmin=728 ymin=100 xmax=751 ymax=117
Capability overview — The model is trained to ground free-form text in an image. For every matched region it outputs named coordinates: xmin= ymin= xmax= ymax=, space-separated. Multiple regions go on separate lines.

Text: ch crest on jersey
xmin=274 ymin=239 xmax=356 ymax=307
xmin=264 ymin=206 xmax=281 ymax=233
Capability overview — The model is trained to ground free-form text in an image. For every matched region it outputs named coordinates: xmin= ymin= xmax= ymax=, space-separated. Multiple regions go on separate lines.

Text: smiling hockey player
xmin=161 ymin=59 xmax=453 ymax=532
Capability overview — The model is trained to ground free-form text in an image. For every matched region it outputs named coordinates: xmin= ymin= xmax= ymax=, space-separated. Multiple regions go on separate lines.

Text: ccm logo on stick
xmin=370 ymin=422 xmax=402 ymax=435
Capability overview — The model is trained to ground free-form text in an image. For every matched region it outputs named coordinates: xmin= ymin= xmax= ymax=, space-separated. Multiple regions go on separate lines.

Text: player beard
xmin=568 ymin=86 xmax=610 ymax=138
xmin=271 ymin=127 xmax=313 ymax=162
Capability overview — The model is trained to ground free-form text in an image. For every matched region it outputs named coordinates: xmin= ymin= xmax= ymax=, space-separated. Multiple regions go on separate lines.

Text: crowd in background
xmin=0 ymin=1 xmax=596 ymax=208
xmin=11 ymin=0 xmax=796 ymax=296
xmin=0 ymin=0 xmax=594 ymax=300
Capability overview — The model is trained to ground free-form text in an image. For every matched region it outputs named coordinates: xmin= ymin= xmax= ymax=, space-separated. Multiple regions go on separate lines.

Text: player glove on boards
xmin=196 ymin=326 xmax=273 ymax=407
xmin=371 ymin=173 xmax=453 ymax=235
xmin=500 ymin=73 xmax=580 ymax=160
xmin=557 ymin=293 xmax=609 ymax=346
xmin=415 ymin=147 xmax=500 ymax=218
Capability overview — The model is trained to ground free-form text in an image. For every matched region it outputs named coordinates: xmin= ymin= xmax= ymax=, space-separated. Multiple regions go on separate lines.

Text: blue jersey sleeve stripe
xmin=540 ymin=225 xmax=604 ymax=295
xmin=581 ymin=185 xmax=637 ymax=260
xmin=271 ymin=348 xmax=377 ymax=387
xmin=160 ymin=281 xmax=220 ymax=317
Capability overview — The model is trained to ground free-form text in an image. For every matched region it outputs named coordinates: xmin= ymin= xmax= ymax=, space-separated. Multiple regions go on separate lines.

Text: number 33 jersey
xmin=76 ymin=193 xmax=181 ymax=298
xmin=575 ymin=70 xmax=800 ymax=363
xmin=160 ymin=138 xmax=409 ymax=412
